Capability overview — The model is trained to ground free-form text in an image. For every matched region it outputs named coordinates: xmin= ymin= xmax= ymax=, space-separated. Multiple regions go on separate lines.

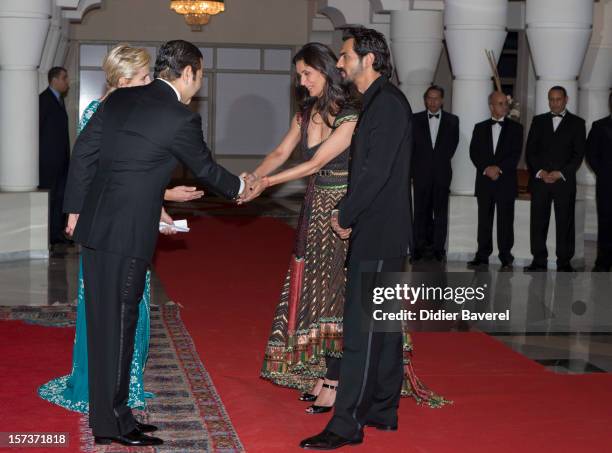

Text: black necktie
xmin=428 ymin=113 xmax=440 ymax=119
xmin=59 ymin=96 xmax=65 ymax=110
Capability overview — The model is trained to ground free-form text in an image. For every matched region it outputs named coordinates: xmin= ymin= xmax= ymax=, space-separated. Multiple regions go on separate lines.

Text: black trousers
xmin=413 ymin=182 xmax=449 ymax=254
xmin=529 ymin=182 xmax=576 ymax=267
xmin=325 ymin=356 xmax=341 ymax=381
xmin=475 ymin=194 xmax=515 ymax=263
xmin=595 ymin=182 xmax=612 ymax=268
xmin=326 ymin=257 xmax=404 ymax=440
xmin=81 ymin=247 xmax=148 ymax=437
xmin=43 ymin=174 xmax=67 ymax=244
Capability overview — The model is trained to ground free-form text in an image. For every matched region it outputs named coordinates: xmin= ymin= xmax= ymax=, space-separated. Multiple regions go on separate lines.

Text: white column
xmin=390 ymin=5 xmax=444 ymax=109
xmin=39 ymin=6 xmax=62 ymax=92
xmin=526 ymin=0 xmax=593 ymax=115
xmin=444 ymin=0 xmax=508 ymax=195
xmin=317 ymin=0 xmax=390 ymax=40
xmin=0 ymin=0 xmax=52 ymax=192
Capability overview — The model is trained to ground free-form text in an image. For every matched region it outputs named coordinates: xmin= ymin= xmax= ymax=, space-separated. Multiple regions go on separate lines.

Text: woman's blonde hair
xmin=102 ymin=43 xmax=150 ymax=90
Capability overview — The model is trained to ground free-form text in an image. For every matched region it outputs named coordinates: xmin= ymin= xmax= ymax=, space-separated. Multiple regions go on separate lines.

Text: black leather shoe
xmin=365 ymin=421 xmax=398 ymax=431
xmin=467 ymin=258 xmax=488 ymax=269
xmin=557 ymin=264 xmax=576 ymax=272
xmin=592 ymin=265 xmax=611 ymax=272
xmin=409 ymin=252 xmax=423 ymax=264
xmin=523 ymin=263 xmax=547 ymax=272
xmin=299 ymin=430 xmax=362 ymax=450
xmin=499 ymin=262 xmax=513 ymax=272
xmin=94 ymin=429 xmax=163 ymax=446
xmin=135 ymin=421 xmax=158 ymax=433
xmin=433 ymin=251 xmax=446 ymax=262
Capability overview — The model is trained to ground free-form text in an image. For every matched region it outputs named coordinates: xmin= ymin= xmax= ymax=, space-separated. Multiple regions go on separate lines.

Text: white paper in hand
xmin=159 ymin=219 xmax=190 ymax=233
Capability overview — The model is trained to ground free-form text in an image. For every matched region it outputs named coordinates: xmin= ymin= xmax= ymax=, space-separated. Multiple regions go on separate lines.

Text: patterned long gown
xmin=260 ymin=108 xmax=449 ymax=407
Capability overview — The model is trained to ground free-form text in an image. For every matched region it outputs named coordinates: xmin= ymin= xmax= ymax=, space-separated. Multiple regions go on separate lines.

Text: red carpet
xmin=0 ymin=321 xmax=81 ymax=452
xmin=154 ymin=215 xmax=612 ymax=453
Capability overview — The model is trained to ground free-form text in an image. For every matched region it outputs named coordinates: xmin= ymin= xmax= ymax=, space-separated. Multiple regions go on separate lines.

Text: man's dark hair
xmin=154 ymin=40 xmax=203 ymax=81
xmin=342 ymin=26 xmax=393 ymax=78
xmin=424 ymin=85 xmax=445 ymax=99
xmin=48 ymin=66 xmax=67 ymax=84
xmin=549 ymin=85 xmax=567 ymax=97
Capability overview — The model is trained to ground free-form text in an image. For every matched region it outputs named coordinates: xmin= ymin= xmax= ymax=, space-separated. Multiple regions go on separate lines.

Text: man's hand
xmin=544 ymin=171 xmax=562 ymax=183
xmin=160 ymin=207 xmax=177 ymax=235
xmin=65 ymin=213 xmax=79 ymax=237
xmin=164 ymin=186 xmax=204 ymax=202
xmin=331 ymin=210 xmax=351 ymax=240
xmin=484 ymin=166 xmax=502 ymax=181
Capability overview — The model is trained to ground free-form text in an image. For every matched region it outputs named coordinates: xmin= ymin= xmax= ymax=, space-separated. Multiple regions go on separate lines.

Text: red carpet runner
xmin=153 ymin=215 xmax=612 ymax=452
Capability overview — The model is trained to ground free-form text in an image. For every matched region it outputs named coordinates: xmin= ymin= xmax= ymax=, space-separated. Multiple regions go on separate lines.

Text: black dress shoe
xmin=365 ymin=421 xmax=398 ymax=431
xmin=499 ymin=262 xmax=513 ymax=272
xmin=523 ymin=263 xmax=547 ymax=272
xmin=300 ymin=392 xmax=318 ymax=402
xmin=135 ymin=421 xmax=158 ymax=433
xmin=592 ymin=265 xmax=611 ymax=272
xmin=467 ymin=258 xmax=488 ymax=269
xmin=409 ymin=252 xmax=423 ymax=263
xmin=299 ymin=430 xmax=362 ymax=450
xmin=557 ymin=264 xmax=576 ymax=272
xmin=94 ymin=429 xmax=163 ymax=446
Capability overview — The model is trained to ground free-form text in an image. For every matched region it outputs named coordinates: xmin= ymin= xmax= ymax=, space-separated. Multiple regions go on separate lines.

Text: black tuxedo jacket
xmin=469 ymin=118 xmax=523 ymax=200
xmin=39 ymin=87 xmax=70 ymax=188
xmin=411 ymin=110 xmax=459 ymax=188
xmin=525 ymin=111 xmax=586 ymax=190
xmin=64 ymin=80 xmax=241 ymax=262
xmin=338 ymin=76 xmax=414 ymax=261
xmin=586 ymin=116 xmax=612 ymax=188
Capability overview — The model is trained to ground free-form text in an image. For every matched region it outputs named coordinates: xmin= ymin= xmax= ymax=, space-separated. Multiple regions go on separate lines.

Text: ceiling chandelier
xmin=170 ymin=0 xmax=225 ymax=31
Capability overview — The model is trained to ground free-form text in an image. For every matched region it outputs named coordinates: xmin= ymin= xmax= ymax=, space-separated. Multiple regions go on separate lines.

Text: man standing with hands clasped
xmin=300 ymin=27 xmax=414 ymax=450
xmin=524 ymin=86 xmax=585 ymax=272
xmin=467 ymin=91 xmax=523 ymax=271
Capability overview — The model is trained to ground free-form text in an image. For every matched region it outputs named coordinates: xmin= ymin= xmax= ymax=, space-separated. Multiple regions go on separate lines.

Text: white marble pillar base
xmin=0 ymin=191 xmax=49 ymax=261
xmin=447 ymin=194 xmax=586 ymax=269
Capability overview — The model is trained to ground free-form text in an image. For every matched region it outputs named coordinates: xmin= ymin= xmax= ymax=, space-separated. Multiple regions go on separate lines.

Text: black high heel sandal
xmin=299 ymin=378 xmax=324 ymax=401
xmin=306 ymin=383 xmax=337 ymax=414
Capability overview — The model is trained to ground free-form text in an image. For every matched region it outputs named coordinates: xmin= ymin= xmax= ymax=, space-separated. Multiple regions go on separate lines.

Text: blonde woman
xmin=39 ymin=44 xmax=203 ymax=414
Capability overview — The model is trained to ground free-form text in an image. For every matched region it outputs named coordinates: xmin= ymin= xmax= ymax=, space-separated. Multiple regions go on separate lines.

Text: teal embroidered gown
xmin=38 ymin=100 xmax=153 ymax=413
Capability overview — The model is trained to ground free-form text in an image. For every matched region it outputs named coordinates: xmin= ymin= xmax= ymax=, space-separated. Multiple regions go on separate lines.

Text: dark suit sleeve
xmin=469 ymin=125 xmax=486 ymax=173
xmin=498 ymin=123 xmax=523 ymax=173
xmin=525 ymin=117 xmax=542 ymax=177
xmin=560 ymin=119 xmax=586 ymax=177
xmin=170 ymin=112 xmax=240 ymax=199
xmin=338 ymin=96 xmax=408 ymax=228
xmin=585 ymin=122 xmax=602 ymax=175
xmin=63 ymin=102 xmax=105 ymax=214
xmin=449 ymin=115 xmax=459 ymax=159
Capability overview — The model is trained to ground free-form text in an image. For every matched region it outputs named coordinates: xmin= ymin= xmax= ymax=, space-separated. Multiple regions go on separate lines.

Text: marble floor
xmin=1 ymin=195 xmax=610 ymax=375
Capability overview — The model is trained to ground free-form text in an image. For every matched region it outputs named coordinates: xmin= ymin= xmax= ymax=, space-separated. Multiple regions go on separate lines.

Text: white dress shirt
xmin=156 ymin=78 xmax=245 ymax=195
xmin=427 ymin=110 xmax=441 ymax=148
xmin=491 ymin=117 xmax=504 ymax=154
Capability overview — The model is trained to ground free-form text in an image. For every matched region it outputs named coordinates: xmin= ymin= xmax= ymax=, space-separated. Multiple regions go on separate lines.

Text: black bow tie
xmin=551 ymin=113 xmax=564 ymax=118
xmin=491 ymin=119 xmax=504 ymax=126
xmin=428 ymin=113 xmax=440 ymax=119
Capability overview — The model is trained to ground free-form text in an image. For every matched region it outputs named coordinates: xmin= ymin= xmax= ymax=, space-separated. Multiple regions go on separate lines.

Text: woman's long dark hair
xmin=292 ymin=42 xmax=359 ymax=135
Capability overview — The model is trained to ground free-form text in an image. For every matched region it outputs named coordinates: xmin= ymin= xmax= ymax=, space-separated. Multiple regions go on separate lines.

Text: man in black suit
xmin=468 ymin=91 xmax=523 ymax=270
xmin=524 ymin=86 xmax=586 ymax=272
xmin=586 ymin=92 xmax=612 ymax=272
xmin=39 ymin=67 xmax=70 ymax=246
xmin=300 ymin=27 xmax=413 ymax=450
xmin=411 ymin=85 xmax=459 ymax=262
xmin=63 ymin=41 xmax=252 ymax=447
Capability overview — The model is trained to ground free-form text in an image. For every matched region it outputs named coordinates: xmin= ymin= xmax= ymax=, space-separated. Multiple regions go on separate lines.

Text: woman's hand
xmin=164 ymin=186 xmax=204 ymax=202
xmin=160 ymin=207 xmax=176 ymax=235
